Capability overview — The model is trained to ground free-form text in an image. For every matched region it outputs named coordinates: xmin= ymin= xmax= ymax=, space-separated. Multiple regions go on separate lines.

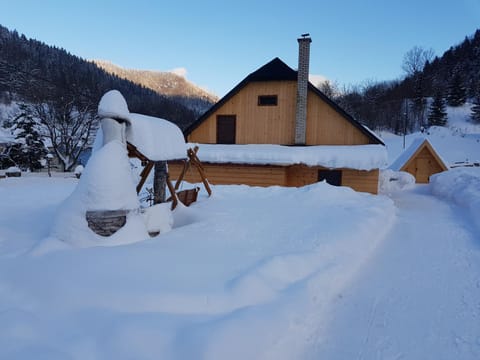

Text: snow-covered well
xmin=47 ymin=139 xmax=148 ymax=248
xmin=44 ymin=90 xmax=186 ymax=248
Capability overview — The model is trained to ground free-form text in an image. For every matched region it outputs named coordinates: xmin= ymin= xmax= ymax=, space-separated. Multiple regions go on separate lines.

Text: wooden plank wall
xmin=403 ymin=147 xmax=444 ymax=183
xmin=286 ymin=165 xmax=316 ymax=186
xmin=169 ymin=162 xmax=379 ymax=194
xmin=306 ymin=93 xmax=371 ymax=145
xmin=189 ymin=81 xmax=297 ymax=144
xmin=168 ymin=162 xmax=287 ymax=187
xmin=342 ymin=168 xmax=379 ymax=194
xmin=286 ymin=165 xmax=379 ymax=194
xmin=188 ymin=81 xmax=373 ymax=146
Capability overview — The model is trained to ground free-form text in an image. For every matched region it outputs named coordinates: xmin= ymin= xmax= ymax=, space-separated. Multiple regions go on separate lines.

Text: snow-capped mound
xmin=379 ymin=169 xmax=415 ymax=193
xmin=76 ymin=140 xmax=139 ymax=211
xmin=431 ymin=167 xmax=480 ymax=230
xmin=97 ymin=89 xmax=130 ymax=123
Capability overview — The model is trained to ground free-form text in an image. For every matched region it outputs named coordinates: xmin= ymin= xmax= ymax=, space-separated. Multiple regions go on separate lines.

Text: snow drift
xmin=431 ymin=167 xmax=480 ymax=230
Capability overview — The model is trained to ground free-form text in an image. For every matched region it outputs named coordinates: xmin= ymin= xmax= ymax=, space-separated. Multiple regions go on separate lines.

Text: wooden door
xmin=216 ymin=115 xmax=236 ymax=144
xmin=415 ymin=158 xmax=430 ymax=183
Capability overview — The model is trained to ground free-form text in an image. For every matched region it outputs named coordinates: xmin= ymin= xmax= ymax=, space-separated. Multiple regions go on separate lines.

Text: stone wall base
xmin=86 ymin=209 xmax=128 ymax=237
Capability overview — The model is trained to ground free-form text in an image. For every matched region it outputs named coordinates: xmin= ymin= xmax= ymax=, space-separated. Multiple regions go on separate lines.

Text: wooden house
xmin=390 ymin=138 xmax=448 ymax=183
xmin=169 ymin=36 xmax=387 ymax=194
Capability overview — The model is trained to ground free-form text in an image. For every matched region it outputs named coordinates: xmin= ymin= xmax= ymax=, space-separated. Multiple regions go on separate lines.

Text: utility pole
xmin=403 ymin=98 xmax=408 ymax=149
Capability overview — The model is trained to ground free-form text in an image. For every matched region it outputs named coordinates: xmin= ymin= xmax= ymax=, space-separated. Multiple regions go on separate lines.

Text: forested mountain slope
xmin=336 ymin=29 xmax=480 ymax=133
xmin=0 ymin=24 xmax=204 ymax=129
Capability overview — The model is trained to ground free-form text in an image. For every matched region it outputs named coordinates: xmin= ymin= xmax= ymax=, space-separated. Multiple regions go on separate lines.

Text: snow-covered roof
xmin=190 ymin=143 xmax=388 ymax=170
xmin=127 ymin=113 xmax=187 ymax=161
xmin=389 ymin=137 xmax=448 ymax=171
xmin=94 ymin=90 xmax=187 ymax=161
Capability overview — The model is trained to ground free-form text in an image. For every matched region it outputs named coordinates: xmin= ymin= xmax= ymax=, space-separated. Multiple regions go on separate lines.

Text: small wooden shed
xmin=390 ymin=138 xmax=448 ymax=183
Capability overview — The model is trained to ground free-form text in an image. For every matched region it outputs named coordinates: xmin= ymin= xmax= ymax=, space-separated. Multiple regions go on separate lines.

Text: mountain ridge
xmin=93 ymin=60 xmax=217 ymax=114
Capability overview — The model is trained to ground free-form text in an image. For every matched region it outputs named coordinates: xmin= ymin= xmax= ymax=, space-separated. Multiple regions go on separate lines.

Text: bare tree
xmin=319 ymin=80 xmax=340 ymax=100
xmin=401 ymin=47 xmax=435 ymax=130
xmin=402 ymin=46 xmax=435 ymax=77
xmin=31 ymin=98 xmax=97 ymax=171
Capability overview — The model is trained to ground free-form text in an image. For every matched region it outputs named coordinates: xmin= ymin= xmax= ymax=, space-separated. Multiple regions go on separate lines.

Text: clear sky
xmin=1 ymin=0 xmax=479 ymax=97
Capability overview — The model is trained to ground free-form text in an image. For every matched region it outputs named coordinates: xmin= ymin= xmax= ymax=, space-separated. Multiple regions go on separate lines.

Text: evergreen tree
xmin=9 ymin=104 xmax=47 ymax=171
xmin=471 ymin=96 xmax=480 ymax=124
xmin=447 ymin=73 xmax=467 ymax=106
xmin=428 ymin=92 xmax=448 ymax=127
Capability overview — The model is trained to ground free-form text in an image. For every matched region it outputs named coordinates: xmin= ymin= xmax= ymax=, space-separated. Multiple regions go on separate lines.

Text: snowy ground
xmin=1 ymin=168 xmax=479 ymax=359
xmin=0 ymin=174 xmax=396 ymax=359
xmin=1 ymin=102 xmax=479 ymax=358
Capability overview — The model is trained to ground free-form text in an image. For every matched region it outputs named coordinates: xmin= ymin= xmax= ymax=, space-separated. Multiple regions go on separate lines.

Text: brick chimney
xmin=295 ymin=34 xmax=312 ymax=145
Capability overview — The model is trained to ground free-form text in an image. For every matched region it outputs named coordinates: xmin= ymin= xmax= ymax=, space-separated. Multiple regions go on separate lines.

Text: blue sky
xmin=1 ymin=0 xmax=479 ymax=96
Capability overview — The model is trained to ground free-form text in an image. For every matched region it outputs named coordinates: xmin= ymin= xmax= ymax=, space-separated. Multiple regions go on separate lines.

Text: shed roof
xmin=390 ymin=137 xmax=449 ymax=171
xmin=185 ymin=57 xmax=384 ymax=145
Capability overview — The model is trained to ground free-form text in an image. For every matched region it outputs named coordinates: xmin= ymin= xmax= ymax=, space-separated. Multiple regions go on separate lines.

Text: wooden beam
xmin=195 ymin=161 xmax=212 ymax=196
xmin=166 ymin=175 xmax=179 ymax=209
xmin=127 ymin=142 xmax=149 ymax=163
xmin=136 ymin=160 xmax=154 ymax=194
xmin=174 ymin=159 xmax=190 ymax=191
xmin=189 ymin=148 xmax=212 ymax=196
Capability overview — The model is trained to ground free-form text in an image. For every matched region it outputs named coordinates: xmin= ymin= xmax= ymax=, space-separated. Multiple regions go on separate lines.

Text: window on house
xmin=258 ymin=95 xmax=278 ymax=106
xmin=216 ymin=115 xmax=236 ymax=144
xmin=318 ymin=170 xmax=342 ymax=186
